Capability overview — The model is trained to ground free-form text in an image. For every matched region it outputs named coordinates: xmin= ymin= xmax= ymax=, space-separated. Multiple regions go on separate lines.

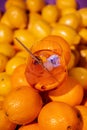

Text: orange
xmin=79 ymin=28 xmax=87 ymax=44
xmin=0 ymin=53 xmax=8 ymax=72
xmin=5 ymin=0 xmax=27 ymax=10
xmin=26 ymin=0 xmax=45 ymax=12
xmin=61 ymin=7 xmax=77 ymax=16
xmin=0 ymin=23 xmax=13 ymax=43
xmin=15 ymin=50 xmax=29 ymax=59
xmin=80 ymin=49 xmax=87 ymax=68
xmin=68 ymin=49 xmax=80 ymax=70
xmin=11 ymin=64 xmax=29 ymax=89
xmin=69 ymin=67 xmax=87 ymax=89
xmin=18 ymin=123 xmax=39 ymax=130
xmin=67 ymin=51 xmax=76 ymax=70
xmin=78 ymin=8 xmax=87 ymax=27
xmin=5 ymin=56 xmax=26 ymax=75
xmin=0 ymin=42 xmax=15 ymax=58
xmin=59 ymin=12 xmax=82 ymax=30
xmin=0 ymin=109 xmax=16 ymax=130
xmin=41 ymin=4 xmax=60 ymax=23
xmin=0 ymin=72 xmax=12 ymax=96
xmin=4 ymin=6 xmax=28 ymax=29
xmin=72 ymin=49 xmax=80 ymax=66
xmin=3 ymin=86 xmax=43 ymax=125
xmin=38 ymin=101 xmax=82 ymax=130
xmin=75 ymin=105 xmax=87 ymax=130
xmin=28 ymin=12 xmax=42 ymax=31
xmin=13 ymin=29 xmax=36 ymax=51
xmin=1 ymin=13 xmax=12 ymax=29
xmin=29 ymin=18 xmax=51 ymax=40
xmin=48 ymin=76 xmax=84 ymax=106
xmin=56 ymin=0 xmax=77 ymax=10
xmin=51 ymin=23 xmax=81 ymax=46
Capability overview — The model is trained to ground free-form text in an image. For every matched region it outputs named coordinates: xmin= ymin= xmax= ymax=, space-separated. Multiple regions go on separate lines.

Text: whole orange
xmin=11 ymin=64 xmax=29 ymax=89
xmin=0 ymin=23 xmax=13 ymax=43
xmin=38 ymin=101 xmax=82 ymax=130
xmin=3 ymin=86 xmax=43 ymax=125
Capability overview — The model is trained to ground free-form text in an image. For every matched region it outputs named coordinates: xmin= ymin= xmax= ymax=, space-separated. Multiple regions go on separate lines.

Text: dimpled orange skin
xmin=3 ymin=86 xmax=43 ymax=125
xmin=0 ymin=23 xmax=13 ymax=43
xmin=25 ymin=35 xmax=71 ymax=91
xmin=38 ymin=101 xmax=82 ymax=130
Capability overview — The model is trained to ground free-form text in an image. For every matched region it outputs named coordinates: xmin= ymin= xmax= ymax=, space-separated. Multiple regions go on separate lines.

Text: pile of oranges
xmin=0 ymin=0 xmax=87 ymax=130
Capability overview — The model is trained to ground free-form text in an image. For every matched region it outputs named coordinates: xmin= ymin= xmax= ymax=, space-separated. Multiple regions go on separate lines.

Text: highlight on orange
xmin=11 ymin=64 xmax=29 ymax=89
xmin=48 ymin=76 xmax=84 ymax=106
xmin=25 ymin=35 xmax=71 ymax=91
xmin=38 ymin=101 xmax=82 ymax=130
xmin=3 ymin=86 xmax=43 ymax=125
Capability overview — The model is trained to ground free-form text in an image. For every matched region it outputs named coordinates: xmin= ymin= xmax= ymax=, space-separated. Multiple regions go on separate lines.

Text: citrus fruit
xmin=48 ymin=76 xmax=84 ymax=106
xmin=5 ymin=0 xmax=27 ymax=10
xmin=67 ymin=51 xmax=76 ymax=70
xmin=29 ymin=19 xmax=51 ymax=40
xmin=79 ymin=28 xmax=87 ymax=44
xmin=28 ymin=12 xmax=42 ymax=31
xmin=56 ymin=0 xmax=77 ymax=10
xmin=13 ymin=29 xmax=36 ymax=51
xmin=61 ymin=7 xmax=77 ymax=16
xmin=0 ymin=53 xmax=8 ymax=72
xmin=0 ymin=23 xmax=13 ymax=43
xmin=26 ymin=0 xmax=45 ymax=12
xmin=0 ymin=109 xmax=16 ymax=130
xmin=41 ymin=4 xmax=60 ymax=23
xmin=38 ymin=101 xmax=82 ymax=130
xmin=0 ymin=72 xmax=12 ymax=96
xmin=4 ymin=86 xmax=43 ymax=125
xmin=1 ymin=13 xmax=12 ymax=29
xmin=75 ymin=105 xmax=87 ymax=130
xmin=18 ymin=123 xmax=39 ymax=130
xmin=5 ymin=56 xmax=26 ymax=75
xmin=59 ymin=12 xmax=82 ymax=30
xmin=69 ymin=67 xmax=87 ymax=89
xmin=0 ymin=43 xmax=15 ymax=58
xmin=4 ymin=6 xmax=28 ymax=29
xmin=51 ymin=23 xmax=81 ymax=46
xmin=78 ymin=8 xmax=87 ymax=27
xmin=15 ymin=51 xmax=29 ymax=59
xmin=11 ymin=64 xmax=29 ymax=89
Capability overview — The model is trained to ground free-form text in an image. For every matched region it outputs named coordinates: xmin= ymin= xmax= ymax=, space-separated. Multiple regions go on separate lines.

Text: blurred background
xmin=0 ymin=0 xmax=87 ymax=12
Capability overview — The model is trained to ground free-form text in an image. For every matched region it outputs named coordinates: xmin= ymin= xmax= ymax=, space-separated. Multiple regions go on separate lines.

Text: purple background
xmin=0 ymin=0 xmax=87 ymax=12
